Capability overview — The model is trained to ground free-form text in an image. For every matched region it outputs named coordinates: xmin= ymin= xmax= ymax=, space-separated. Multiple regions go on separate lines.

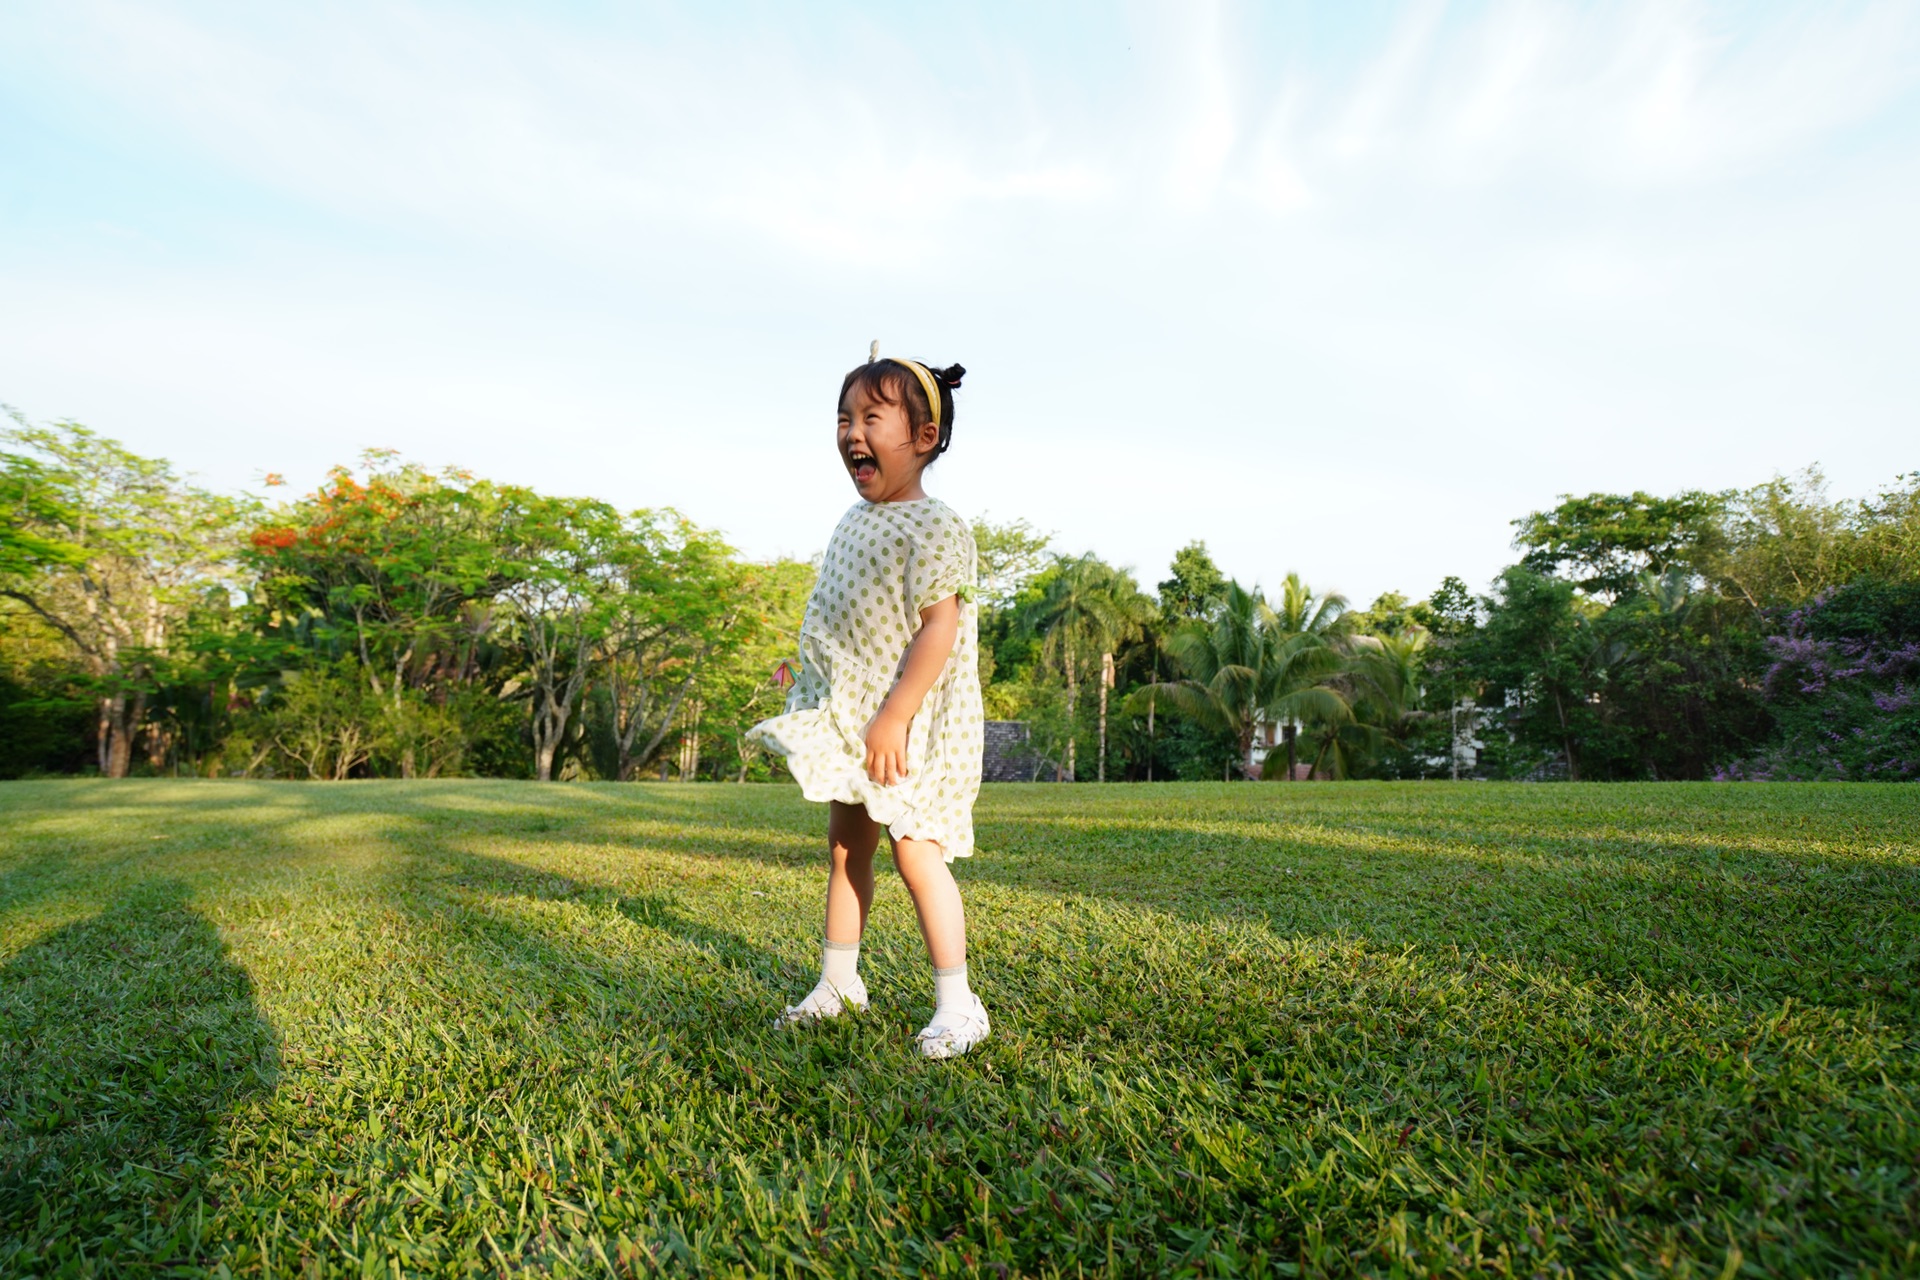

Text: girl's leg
xmin=894 ymin=837 xmax=989 ymax=1057
xmin=825 ymin=800 xmax=881 ymax=943
xmin=781 ymin=802 xmax=881 ymax=1024
xmin=891 ymin=837 xmax=966 ymax=968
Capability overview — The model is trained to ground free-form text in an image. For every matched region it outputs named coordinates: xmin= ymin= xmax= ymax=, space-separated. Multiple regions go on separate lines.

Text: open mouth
xmin=847 ymin=451 xmax=878 ymax=483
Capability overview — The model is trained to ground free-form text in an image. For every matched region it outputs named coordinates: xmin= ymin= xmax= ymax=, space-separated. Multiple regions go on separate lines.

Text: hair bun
xmin=936 ymin=363 xmax=966 ymax=388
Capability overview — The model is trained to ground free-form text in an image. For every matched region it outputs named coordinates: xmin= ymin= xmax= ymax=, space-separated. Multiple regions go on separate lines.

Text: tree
xmin=1349 ymin=591 xmax=1420 ymax=638
xmin=504 ymin=497 xmax=622 ymax=782
xmin=1462 ymin=567 xmax=1614 ymax=780
xmin=1591 ymin=569 xmax=1769 ymax=780
xmin=1293 ymin=630 xmax=1426 ymax=779
xmin=1717 ymin=579 xmax=1920 ymax=780
xmin=1093 ymin=576 xmax=1157 ymax=782
xmin=972 ymin=515 xmax=1052 ymax=611
xmin=1142 ymin=581 xmax=1353 ymax=780
xmin=1514 ymin=490 xmax=1722 ymax=600
xmin=1134 ymin=541 xmax=1231 ymax=780
xmin=0 ymin=416 xmax=250 ymax=777
xmin=692 ymin=558 xmax=815 ymax=782
xmin=596 ymin=513 xmax=747 ymax=782
xmin=1706 ymin=468 xmax=1920 ymax=609
xmin=1264 ymin=572 xmax=1354 ymax=777
xmin=1019 ymin=555 xmax=1152 ymax=781
xmin=247 ymin=456 xmax=564 ymax=777
xmin=1158 ymin=541 xmax=1227 ymax=623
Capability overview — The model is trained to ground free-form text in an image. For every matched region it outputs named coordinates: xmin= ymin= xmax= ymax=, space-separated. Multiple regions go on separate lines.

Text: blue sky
xmin=3 ymin=0 xmax=1916 ymax=606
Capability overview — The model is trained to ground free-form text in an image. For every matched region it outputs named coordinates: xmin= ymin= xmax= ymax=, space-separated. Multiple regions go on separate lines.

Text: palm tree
xmin=1292 ymin=629 xmax=1427 ymax=779
xmin=1272 ymin=570 xmax=1353 ymax=639
xmin=1022 ymin=556 xmax=1153 ymax=781
xmin=1265 ymin=572 xmax=1354 ymax=778
xmin=1094 ymin=578 xmax=1157 ymax=781
xmin=1140 ymin=581 xmax=1353 ymax=779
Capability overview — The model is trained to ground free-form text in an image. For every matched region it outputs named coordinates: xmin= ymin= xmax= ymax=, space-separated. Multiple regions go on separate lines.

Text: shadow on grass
xmin=420 ymin=839 xmax=798 ymax=983
xmin=5 ymin=779 xmax=1915 ymax=1022
xmin=342 ymin=782 xmax=1920 ymax=1022
xmin=3 ymin=783 xmax=1916 ymax=1272
xmin=0 ymin=879 xmax=280 ymax=1269
xmin=328 ymin=823 xmax=1920 ymax=1276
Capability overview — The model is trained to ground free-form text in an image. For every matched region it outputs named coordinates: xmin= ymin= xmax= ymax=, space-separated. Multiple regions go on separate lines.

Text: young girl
xmin=748 ymin=347 xmax=989 ymax=1059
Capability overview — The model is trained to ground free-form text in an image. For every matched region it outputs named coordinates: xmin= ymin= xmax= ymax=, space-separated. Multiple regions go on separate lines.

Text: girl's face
xmin=837 ymin=380 xmax=939 ymax=503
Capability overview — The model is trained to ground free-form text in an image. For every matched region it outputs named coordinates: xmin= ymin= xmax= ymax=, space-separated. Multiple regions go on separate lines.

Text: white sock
xmin=821 ymin=939 xmax=860 ymax=991
xmin=933 ymin=963 xmax=971 ymax=1013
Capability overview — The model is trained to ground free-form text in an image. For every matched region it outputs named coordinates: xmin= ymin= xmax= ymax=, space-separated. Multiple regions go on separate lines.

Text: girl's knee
xmin=892 ymin=841 xmax=948 ymax=882
xmin=829 ymin=840 xmax=873 ymax=869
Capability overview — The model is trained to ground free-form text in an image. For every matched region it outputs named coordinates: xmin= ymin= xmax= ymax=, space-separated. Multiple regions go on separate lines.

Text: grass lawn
xmin=1 ymin=781 xmax=1917 ymax=1278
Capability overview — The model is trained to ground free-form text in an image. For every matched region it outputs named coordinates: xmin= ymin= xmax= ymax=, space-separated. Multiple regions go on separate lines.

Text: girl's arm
xmin=863 ymin=594 xmax=960 ymax=786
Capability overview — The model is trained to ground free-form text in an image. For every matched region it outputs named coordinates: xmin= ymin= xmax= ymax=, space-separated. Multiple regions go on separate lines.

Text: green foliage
xmin=1014 ymin=555 xmax=1155 ymax=781
xmin=1587 ymin=573 xmax=1771 ymax=780
xmin=1157 ymin=540 xmax=1227 ymax=623
xmin=0 ymin=674 xmax=91 ymax=778
xmin=6 ymin=405 xmax=1914 ymax=787
xmin=1459 ymin=568 xmax=1612 ymax=780
xmin=1450 ymin=565 xmax=1770 ymax=782
xmin=970 ymin=514 xmax=1051 ymax=611
xmin=1147 ymin=580 xmax=1354 ymax=780
xmin=1723 ymin=579 xmax=1920 ymax=781
xmin=1149 ymin=710 xmax=1242 ymax=781
xmin=2 ymin=781 xmax=1916 ymax=1274
xmin=1513 ymin=489 xmax=1722 ymax=599
xmin=250 ymin=662 xmax=394 ymax=780
xmin=1347 ymin=590 xmax=1419 ymax=638
xmin=1707 ymin=468 xmax=1920 ymax=608
xmin=1446 ymin=472 xmax=1920 ymax=780
xmin=0 ymin=431 xmax=88 ymax=579
xmin=591 ymin=513 xmax=758 ymax=783
xmin=0 ymin=414 xmax=255 ymax=776
xmin=669 ymin=557 xmax=815 ymax=782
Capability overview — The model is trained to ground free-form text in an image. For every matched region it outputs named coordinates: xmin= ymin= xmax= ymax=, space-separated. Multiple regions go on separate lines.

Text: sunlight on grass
xmin=2 ymin=781 xmax=1916 ymax=1276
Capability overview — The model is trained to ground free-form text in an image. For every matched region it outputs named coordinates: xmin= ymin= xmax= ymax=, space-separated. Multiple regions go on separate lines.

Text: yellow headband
xmin=877 ymin=353 xmax=943 ymax=429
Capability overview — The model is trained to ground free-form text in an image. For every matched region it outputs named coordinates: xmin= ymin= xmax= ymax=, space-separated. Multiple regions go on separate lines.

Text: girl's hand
xmin=863 ymin=709 xmax=911 ymax=786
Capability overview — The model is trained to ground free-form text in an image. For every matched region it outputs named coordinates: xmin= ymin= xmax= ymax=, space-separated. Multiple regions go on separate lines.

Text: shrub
xmin=1719 ymin=579 xmax=1920 ymax=780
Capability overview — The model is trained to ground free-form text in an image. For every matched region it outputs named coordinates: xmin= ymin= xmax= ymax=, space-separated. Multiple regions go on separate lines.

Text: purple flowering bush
xmin=1717 ymin=580 xmax=1920 ymax=780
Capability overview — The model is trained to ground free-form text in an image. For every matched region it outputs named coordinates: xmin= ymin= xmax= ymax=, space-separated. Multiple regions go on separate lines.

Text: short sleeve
xmin=909 ymin=509 xmax=976 ymax=617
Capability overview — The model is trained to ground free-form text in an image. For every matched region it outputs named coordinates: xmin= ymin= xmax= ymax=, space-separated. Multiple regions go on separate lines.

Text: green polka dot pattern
xmin=747 ymin=497 xmax=985 ymax=860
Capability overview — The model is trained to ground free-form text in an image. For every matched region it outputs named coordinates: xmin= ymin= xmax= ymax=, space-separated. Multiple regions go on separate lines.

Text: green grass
xmin=1 ymin=781 xmax=1917 ymax=1278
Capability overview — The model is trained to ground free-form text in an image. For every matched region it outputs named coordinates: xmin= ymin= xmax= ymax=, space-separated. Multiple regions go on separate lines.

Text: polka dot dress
xmin=749 ymin=497 xmax=985 ymax=861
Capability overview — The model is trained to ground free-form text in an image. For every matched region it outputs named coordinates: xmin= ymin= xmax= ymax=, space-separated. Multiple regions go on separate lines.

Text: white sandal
xmin=916 ymin=993 xmax=991 ymax=1059
xmin=777 ymin=975 xmax=869 ymax=1027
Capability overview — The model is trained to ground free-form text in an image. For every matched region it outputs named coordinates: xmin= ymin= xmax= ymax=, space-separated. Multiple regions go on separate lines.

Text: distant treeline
xmin=3 ymin=409 xmax=1915 ymax=781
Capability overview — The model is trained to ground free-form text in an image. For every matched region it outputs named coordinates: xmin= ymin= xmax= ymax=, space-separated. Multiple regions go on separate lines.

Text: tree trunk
xmin=1146 ymin=688 xmax=1155 ymax=783
xmin=1552 ymin=692 xmax=1580 ymax=781
xmin=1282 ymin=722 xmax=1297 ymax=782
xmin=1063 ymin=648 xmax=1078 ymax=783
xmin=1308 ymin=738 xmax=1332 ymax=780
xmin=101 ymin=691 xmax=140 ymax=779
xmin=1097 ymin=656 xmax=1110 ymax=784
xmin=613 ymin=686 xmax=642 ymax=782
xmin=676 ymin=700 xmax=702 ymax=781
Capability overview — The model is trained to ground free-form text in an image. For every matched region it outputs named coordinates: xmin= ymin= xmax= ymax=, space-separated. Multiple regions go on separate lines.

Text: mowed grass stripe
xmin=0 ymin=780 xmax=1915 ymax=1277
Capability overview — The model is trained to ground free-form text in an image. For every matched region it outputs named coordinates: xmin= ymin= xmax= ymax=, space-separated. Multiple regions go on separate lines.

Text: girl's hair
xmin=838 ymin=359 xmax=967 ymax=458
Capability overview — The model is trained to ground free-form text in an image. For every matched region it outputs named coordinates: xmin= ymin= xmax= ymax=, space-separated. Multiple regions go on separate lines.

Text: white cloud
xmin=2 ymin=0 xmax=1917 ymax=604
